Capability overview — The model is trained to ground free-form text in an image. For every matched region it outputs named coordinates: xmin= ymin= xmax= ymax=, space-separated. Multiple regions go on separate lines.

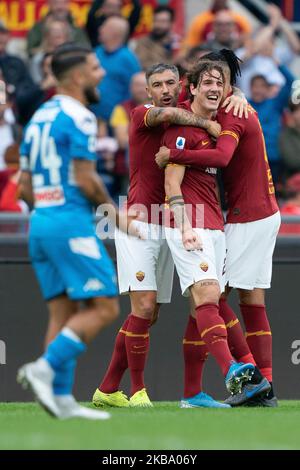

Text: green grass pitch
xmin=1 ymin=401 xmax=300 ymax=450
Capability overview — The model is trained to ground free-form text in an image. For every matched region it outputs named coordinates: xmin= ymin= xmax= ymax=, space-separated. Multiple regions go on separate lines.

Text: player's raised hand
xmin=182 ymin=228 xmax=203 ymax=251
xmin=222 ymin=94 xmax=249 ymax=119
xmin=155 ymin=146 xmax=170 ymax=168
xmin=206 ymin=120 xmax=221 ymax=139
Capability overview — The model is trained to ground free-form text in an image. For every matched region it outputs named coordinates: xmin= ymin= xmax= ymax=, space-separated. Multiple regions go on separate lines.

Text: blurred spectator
xmin=176 ymin=45 xmax=212 ymax=102
xmin=0 ymin=24 xmax=35 ymax=111
xmin=30 ymin=19 xmax=72 ymax=84
xmin=249 ymin=63 xmax=294 ymax=184
xmin=279 ymin=173 xmax=300 ymax=235
xmin=280 ymin=101 xmax=300 ymax=178
xmin=0 ymin=90 xmax=20 ymax=171
xmin=133 ymin=6 xmax=180 ymax=70
xmin=0 ymin=89 xmax=26 ymax=213
xmin=185 ymin=0 xmax=251 ymax=49
xmin=92 ymin=16 xmax=141 ymax=123
xmin=27 ymin=0 xmax=89 ymax=57
xmin=110 ymin=71 xmax=149 ymax=193
xmin=0 ymin=170 xmax=29 ymax=213
xmin=16 ymin=53 xmax=56 ymax=126
xmin=86 ymin=0 xmax=141 ymax=48
xmin=202 ymin=10 xmax=243 ymax=51
xmin=236 ymin=4 xmax=300 ymax=98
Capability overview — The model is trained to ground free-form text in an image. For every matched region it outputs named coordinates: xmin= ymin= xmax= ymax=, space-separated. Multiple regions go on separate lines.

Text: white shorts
xmin=165 ymin=227 xmax=226 ymax=296
xmin=115 ymin=222 xmax=174 ymax=303
xmin=225 ymin=211 xmax=281 ymax=290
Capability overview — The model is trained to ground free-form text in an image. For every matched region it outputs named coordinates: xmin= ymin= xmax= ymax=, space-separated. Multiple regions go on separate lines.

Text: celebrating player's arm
xmin=156 ymin=113 xmax=245 ymax=169
xmin=222 ymin=86 xmax=248 ymax=119
xmin=162 ymin=129 xmax=202 ymax=252
xmin=145 ymin=104 xmax=221 ymax=139
xmin=73 ymin=159 xmax=143 ymax=238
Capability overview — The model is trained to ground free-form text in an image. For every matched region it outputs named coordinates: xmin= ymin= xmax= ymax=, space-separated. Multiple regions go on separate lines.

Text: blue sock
xmin=43 ymin=328 xmax=87 ymax=371
xmin=53 ymin=359 xmax=76 ymax=396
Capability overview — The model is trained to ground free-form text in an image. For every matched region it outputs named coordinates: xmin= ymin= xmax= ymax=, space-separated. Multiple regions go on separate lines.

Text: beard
xmin=84 ymin=86 xmax=100 ymax=105
xmin=151 ymin=29 xmax=169 ymax=41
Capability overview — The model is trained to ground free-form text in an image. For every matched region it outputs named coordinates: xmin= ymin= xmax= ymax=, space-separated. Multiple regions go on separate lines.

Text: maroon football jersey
xmin=169 ymin=105 xmax=278 ymax=223
xmin=162 ymin=117 xmax=224 ymax=230
xmin=127 ymin=104 xmax=167 ymax=224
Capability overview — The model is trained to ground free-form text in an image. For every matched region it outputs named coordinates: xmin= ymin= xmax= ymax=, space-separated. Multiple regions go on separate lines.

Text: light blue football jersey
xmin=20 ymin=94 xmax=97 ymax=234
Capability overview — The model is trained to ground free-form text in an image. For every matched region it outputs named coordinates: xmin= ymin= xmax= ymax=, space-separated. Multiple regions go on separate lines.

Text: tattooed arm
xmin=145 ymin=107 xmax=221 ymax=138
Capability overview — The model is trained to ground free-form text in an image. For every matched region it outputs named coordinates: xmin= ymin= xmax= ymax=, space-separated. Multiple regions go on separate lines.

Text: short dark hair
xmin=187 ymin=62 xmax=225 ymax=100
xmin=154 ymin=6 xmax=175 ymax=22
xmin=51 ymin=42 xmax=93 ymax=81
xmin=250 ymin=74 xmax=269 ymax=87
xmin=145 ymin=63 xmax=179 ymax=83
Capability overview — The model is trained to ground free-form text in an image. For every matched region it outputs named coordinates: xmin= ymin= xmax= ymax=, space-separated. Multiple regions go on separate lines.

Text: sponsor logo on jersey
xmin=176 ymin=137 xmax=186 ymax=149
xmin=34 ymin=185 xmax=65 ymax=208
xmin=205 ymin=167 xmax=217 ymax=175
xmin=202 ymin=140 xmax=209 ymax=146
xmin=144 ymin=104 xmax=154 ymax=108
xmin=200 ymin=262 xmax=209 ymax=272
xmin=83 ymin=278 xmax=104 ymax=292
xmin=136 ymin=271 xmax=145 ymax=282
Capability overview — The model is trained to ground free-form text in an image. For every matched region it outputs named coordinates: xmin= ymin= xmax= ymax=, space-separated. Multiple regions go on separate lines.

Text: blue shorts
xmin=29 ymin=233 xmax=117 ymax=301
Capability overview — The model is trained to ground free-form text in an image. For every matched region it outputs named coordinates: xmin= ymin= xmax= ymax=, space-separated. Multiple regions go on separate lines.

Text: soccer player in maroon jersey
xmin=156 ymin=51 xmax=280 ymax=407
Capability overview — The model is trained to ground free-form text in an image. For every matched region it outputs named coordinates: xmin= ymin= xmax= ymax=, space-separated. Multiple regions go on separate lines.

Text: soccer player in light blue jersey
xmin=17 ymin=43 xmax=141 ymax=420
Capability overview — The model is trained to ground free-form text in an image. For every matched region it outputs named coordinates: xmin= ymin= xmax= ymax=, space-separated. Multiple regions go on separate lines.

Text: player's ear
xmin=146 ymin=86 xmax=152 ymax=101
xmin=71 ymin=66 xmax=85 ymax=87
xmin=189 ymin=83 xmax=197 ymax=97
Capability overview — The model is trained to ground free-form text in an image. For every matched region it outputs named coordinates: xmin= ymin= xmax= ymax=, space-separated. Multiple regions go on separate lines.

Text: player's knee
xmin=238 ymin=288 xmax=265 ymax=305
xmin=90 ymin=297 xmax=120 ymax=324
xmin=130 ymin=292 xmax=157 ymax=319
xmin=191 ymin=281 xmax=220 ymax=306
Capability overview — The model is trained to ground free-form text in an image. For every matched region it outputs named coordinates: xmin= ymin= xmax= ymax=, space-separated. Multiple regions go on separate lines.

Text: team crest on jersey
xmin=176 ymin=137 xmax=186 ymax=149
xmin=200 ymin=262 xmax=209 ymax=272
xmin=136 ymin=271 xmax=145 ymax=282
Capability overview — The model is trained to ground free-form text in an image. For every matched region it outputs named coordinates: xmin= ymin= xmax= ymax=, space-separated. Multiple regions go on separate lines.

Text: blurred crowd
xmin=0 ymin=0 xmax=300 ymax=233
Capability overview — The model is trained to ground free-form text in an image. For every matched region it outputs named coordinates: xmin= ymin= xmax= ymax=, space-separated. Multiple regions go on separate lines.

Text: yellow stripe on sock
xmin=183 ymin=339 xmax=206 ymax=346
xmin=201 ymin=324 xmax=226 ymax=339
xmin=245 ymin=330 xmax=272 ymax=338
xmin=119 ymin=329 xmax=149 ymax=338
xmin=226 ymin=319 xmax=239 ymax=329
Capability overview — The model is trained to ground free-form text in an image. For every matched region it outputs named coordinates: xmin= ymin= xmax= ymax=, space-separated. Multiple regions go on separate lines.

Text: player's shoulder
xmin=132 ymin=103 xmax=154 ymax=118
xmin=57 ymin=95 xmax=97 ymax=135
xmin=130 ymin=103 xmax=154 ymax=130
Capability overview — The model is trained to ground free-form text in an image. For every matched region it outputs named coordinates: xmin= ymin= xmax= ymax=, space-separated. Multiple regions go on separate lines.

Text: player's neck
xmin=190 ymin=101 xmax=213 ymax=120
xmin=55 ymin=86 xmax=87 ymax=107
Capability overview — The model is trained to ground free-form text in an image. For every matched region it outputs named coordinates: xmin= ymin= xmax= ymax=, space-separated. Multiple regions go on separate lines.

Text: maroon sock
xmin=125 ymin=314 xmax=151 ymax=396
xmin=219 ymin=299 xmax=256 ymax=365
xmin=183 ymin=315 xmax=209 ymax=398
xmin=99 ymin=315 xmax=130 ymax=393
xmin=196 ymin=303 xmax=234 ymax=376
xmin=240 ymin=304 xmax=272 ymax=382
